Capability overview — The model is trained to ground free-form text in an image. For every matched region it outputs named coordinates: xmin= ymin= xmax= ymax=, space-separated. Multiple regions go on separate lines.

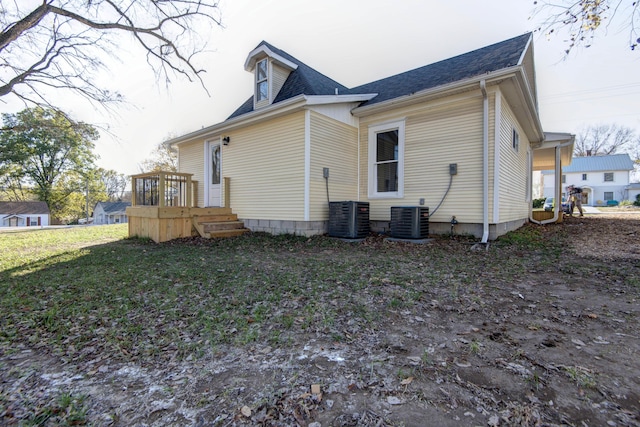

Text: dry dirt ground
xmin=2 ymin=213 xmax=639 ymax=426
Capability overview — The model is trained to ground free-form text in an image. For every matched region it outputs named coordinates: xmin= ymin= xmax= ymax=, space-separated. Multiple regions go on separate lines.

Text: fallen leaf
xmin=387 ymin=396 xmax=403 ymax=405
xmin=400 ymin=376 xmax=414 ymax=385
xmin=311 ymin=384 xmax=321 ymax=395
xmin=241 ymin=406 xmax=251 ymax=417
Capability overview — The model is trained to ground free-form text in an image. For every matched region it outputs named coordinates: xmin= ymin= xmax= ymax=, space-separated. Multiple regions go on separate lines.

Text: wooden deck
xmin=126 ymin=206 xmax=248 ymax=243
xmin=531 ymin=210 xmax=564 ymax=223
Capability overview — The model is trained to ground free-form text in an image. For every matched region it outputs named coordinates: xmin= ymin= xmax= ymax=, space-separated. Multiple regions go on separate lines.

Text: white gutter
xmin=166 ymin=93 xmax=378 ymax=147
xmin=529 ymin=139 xmax=574 ymax=224
xmin=480 ymin=80 xmax=490 ymax=243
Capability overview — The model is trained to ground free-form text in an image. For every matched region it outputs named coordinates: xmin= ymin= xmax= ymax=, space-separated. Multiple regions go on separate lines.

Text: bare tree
xmin=574 ymin=124 xmax=639 ymax=156
xmin=0 ymin=0 xmax=222 ymax=110
xmin=533 ymin=0 xmax=640 ymax=52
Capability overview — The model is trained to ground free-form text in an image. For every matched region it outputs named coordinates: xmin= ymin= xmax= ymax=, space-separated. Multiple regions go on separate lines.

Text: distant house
xmin=542 ymin=154 xmax=636 ymax=205
xmin=93 ymin=201 xmax=130 ymax=225
xmin=627 ymin=182 xmax=640 ymax=203
xmin=0 ymin=201 xmax=50 ymax=227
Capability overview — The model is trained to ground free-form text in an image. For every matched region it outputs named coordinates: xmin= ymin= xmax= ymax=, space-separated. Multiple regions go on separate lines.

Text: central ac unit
xmin=390 ymin=206 xmax=429 ymax=239
xmin=329 ymin=201 xmax=370 ymax=239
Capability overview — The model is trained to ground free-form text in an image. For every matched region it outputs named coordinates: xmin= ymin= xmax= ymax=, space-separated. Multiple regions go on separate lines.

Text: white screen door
xmin=208 ymin=142 xmax=221 ymax=206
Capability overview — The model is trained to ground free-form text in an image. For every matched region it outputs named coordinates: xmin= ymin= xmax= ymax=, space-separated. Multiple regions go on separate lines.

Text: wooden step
xmin=207 ymin=228 xmax=249 ymax=238
xmin=194 ymin=214 xmax=238 ymax=223
xmin=202 ymin=221 xmax=245 ymax=233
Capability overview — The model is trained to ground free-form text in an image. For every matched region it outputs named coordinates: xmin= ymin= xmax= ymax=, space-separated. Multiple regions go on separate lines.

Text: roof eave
xmin=244 ymin=45 xmax=298 ymax=72
xmin=167 ymin=95 xmax=309 ymax=146
xmin=351 ymin=67 xmax=522 ymax=117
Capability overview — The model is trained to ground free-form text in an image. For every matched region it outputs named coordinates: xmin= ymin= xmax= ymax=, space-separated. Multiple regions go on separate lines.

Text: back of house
xmin=164 ymin=34 xmax=573 ymax=240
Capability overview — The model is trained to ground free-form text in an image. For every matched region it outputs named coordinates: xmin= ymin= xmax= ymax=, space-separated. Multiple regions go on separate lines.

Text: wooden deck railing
xmin=130 ymin=171 xmax=198 ymax=208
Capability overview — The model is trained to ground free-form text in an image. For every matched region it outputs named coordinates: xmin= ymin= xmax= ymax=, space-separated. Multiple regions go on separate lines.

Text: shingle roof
xmin=347 ymin=33 xmax=531 ymax=107
xmin=96 ymin=202 xmax=130 ymax=214
xmin=542 ymin=154 xmax=635 ymax=174
xmin=227 ymin=41 xmax=349 ymax=119
xmin=0 ymin=201 xmax=50 ymax=215
xmin=227 ymin=33 xmax=531 ymax=120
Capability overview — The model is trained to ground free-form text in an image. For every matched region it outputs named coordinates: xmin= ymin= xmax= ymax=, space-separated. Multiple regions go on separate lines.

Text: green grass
xmin=0 ymin=223 xmax=636 ymax=365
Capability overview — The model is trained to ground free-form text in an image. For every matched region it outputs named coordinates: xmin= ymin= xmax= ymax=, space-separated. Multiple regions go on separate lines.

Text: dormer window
xmin=256 ymin=59 xmax=268 ymax=101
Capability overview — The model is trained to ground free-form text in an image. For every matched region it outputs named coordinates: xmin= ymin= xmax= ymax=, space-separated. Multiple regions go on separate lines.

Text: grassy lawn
xmin=0 ymin=224 xmax=552 ymax=364
xmin=2 ymin=221 xmax=639 ymax=425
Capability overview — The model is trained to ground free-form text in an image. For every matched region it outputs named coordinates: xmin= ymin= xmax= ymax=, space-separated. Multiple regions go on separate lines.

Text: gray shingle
xmin=227 ymin=33 xmax=531 ymax=120
xmin=0 ymin=201 xmax=50 ymax=215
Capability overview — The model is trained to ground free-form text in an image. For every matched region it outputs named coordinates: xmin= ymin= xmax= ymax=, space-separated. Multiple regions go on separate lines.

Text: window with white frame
xmin=369 ymin=120 xmax=405 ymax=197
xmin=512 ymin=128 xmax=519 ymax=152
xmin=604 ymin=191 xmax=614 ymax=201
xmin=604 ymin=172 xmax=614 ymax=182
xmin=582 ymin=173 xmax=587 ymax=181
xmin=256 ymin=59 xmax=268 ymax=101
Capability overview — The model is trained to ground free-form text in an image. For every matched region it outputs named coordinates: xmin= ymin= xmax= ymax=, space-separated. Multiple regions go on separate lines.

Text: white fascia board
xmin=305 ymin=94 xmax=377 ymax=105
xmin=351 ymin=68 xmax=521 ymax=117
xmin=244 ymin=45 xmax=298 ymax=72
xmin=517 ymin=34 xmax=533 ymax=66
xmin=167 ymin=95 xmax=309 ymax=147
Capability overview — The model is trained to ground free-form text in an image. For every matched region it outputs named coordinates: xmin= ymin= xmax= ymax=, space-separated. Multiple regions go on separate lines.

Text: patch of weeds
xmin=526 ymin=371 xmax=542 ymax=391
xmin=563 ymin=366 xmax=597 ymax=389
xmin=23 ymin=392 xmax=88 ymax=426
xmin=469 ymin=340 xmax=480 ymax=354
xmin=495 ymin=224 xmax=545 ymax=248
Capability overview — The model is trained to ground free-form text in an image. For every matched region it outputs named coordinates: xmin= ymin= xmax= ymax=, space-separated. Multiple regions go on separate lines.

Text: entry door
xmin=208 ymin=141 xmax=222 ymax=207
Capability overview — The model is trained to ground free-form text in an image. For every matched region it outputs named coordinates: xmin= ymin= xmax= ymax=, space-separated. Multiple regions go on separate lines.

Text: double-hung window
xmin=604 ymin=172 xmax=614 ymax=182
xmin=369 ymin=120 xmax=405 ymax=198
xmin=256 ymin=59 xmax=268 ymax=102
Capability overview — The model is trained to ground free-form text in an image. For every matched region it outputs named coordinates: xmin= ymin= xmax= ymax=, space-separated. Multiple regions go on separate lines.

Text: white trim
xmin=203 ymin=140 xmax=210 ymax=205
xmin=352 ymin=68 xmax=520 ymax=117
xmin=304 ymin=110 xmax=311 ymax=221
xmin=204 ymin=138 xmax=223 ymax=207
xmin=244 ymin=45 xmax=298 ymax=71
xmin=517 ymin=34 xmax=533 ymax=66
xmin=493 ymin=93 xmax=501 ymax=223
xmin=306 ymin=94 xmax=377 ymax=105
xmin=367 ymin=119 xmax=405 ymax=199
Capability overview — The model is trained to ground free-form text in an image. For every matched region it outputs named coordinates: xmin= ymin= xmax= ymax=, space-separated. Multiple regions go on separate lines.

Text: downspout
xmin=529 ymin=139 xmax=573 ymax=224
xmin=480 ymin=80 xmax=489 ymax=243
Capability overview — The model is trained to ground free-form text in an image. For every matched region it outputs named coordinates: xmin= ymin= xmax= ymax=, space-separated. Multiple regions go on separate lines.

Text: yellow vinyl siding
xmin=223 ymin=111 xmax=306 ymax=220
xmin=272 ymin=63 xmax=290 ymax=100
xmin=498 ymin=95 xmax=530 ymax=221
xmin=359 ymin=93 xmax=487 ymax=224
xmin=309 ymin=111 xmax=358 ymax=220
xmin=178 ymin=140 xmax=205 ymax=207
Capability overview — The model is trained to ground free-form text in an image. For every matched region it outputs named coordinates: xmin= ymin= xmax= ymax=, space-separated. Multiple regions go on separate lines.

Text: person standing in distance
xmin=567 ymin=185 xmax=584 ymax=217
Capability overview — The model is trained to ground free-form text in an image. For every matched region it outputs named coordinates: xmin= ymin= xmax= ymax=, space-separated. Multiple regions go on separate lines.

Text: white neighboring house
xmin=93 ymin=202 xmax=130 ymax=225
xmin=542 ymin=154 xmax=636 ymax=206
xmin=0 ymin=201 xmax=50 ymax=227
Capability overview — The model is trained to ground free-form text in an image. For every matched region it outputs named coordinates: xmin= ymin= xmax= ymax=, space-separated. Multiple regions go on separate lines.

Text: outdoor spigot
xmin=450 ymin=216 xmax=458 ymax=235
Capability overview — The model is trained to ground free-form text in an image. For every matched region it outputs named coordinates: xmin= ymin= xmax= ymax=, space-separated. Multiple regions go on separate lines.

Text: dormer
xmin=244 ymin=42 xmax=298 ymax=110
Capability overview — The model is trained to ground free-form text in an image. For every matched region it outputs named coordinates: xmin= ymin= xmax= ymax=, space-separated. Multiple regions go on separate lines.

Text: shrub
xmin=619 ymin=199 xmax=632 ymax=206
xmin=532 ymin=198 xmax=546 ymax=209
xmin=635 ymin=194 xmax=640 ymax=207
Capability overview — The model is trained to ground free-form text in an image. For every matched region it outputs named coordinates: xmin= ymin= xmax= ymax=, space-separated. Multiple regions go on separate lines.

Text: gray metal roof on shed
xmin=227 ymin=33 xmax=531 ymax=120
xmin=0 ymin=201 xmax=50 ymax=215
xmin=541 ymin=154 xmax=635 ymax=174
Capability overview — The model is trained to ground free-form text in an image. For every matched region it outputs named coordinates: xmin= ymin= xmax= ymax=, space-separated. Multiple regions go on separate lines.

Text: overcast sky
xmin=10 ymin=0 xmax=640 ymax=176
